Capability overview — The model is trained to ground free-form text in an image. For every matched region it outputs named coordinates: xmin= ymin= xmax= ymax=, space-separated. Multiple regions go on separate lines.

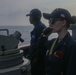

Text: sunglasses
xmin=49 ymin=18 xmax=64 ymax=24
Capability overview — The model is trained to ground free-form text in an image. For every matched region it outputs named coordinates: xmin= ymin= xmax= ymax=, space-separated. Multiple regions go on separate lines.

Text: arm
xmin=34 ymin=36 xmax=48 ymax=62
xmin=19 ymin=44 xmax=30 ymax=58
xmin=66 ymin=43 xmax=76 ymax=75
xmin=19 ymin=44 xmax=30 ymax=50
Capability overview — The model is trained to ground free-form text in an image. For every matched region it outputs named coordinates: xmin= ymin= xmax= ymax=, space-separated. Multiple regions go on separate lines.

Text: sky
xmin=0 ymin=0 xmax=76 ymax=26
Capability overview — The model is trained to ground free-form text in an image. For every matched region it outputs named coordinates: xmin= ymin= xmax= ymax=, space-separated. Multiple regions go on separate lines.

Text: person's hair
xmin=66 ymin=21 xmax=70 ymax=28
xmin=71 ymin=16 xmax=76 ymax=23
xmin=66 ymin=16 xmax=76 ymax=28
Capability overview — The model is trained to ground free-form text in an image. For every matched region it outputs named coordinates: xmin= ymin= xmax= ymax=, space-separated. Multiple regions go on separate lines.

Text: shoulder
xmin=37 ymin=22 xmax=46 ymax=29
xmin=65 ymin=32 xmax=75 ymax=48
xmin=66 ymin=37 xmax=75 ymax=49
xmin=35 ymin=23 xmax=46 ymax=33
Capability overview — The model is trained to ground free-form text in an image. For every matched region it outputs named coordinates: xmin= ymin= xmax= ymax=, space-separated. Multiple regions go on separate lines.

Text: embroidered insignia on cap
xmin=60 ymin=14 xmax=65 ymax=18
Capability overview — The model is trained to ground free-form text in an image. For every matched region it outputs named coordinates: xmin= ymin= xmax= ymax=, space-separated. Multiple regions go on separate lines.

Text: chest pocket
xmin=53 ymin=46 xmax=65 ymax=59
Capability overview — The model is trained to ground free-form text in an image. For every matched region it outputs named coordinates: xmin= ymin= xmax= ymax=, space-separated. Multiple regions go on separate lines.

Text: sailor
xmin=38 ymin=8 xmax=76 ymax=75
xmin=20 ymin=8 xmax=47 ymax=75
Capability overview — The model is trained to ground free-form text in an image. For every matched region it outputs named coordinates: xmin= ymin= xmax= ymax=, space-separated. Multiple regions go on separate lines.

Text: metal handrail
xmin=0 ymin=29 xmax=9 ymax=35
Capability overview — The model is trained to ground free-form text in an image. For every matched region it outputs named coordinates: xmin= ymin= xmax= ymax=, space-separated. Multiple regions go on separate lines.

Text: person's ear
xmin=62 ymin=20 xmax=66 ymax=27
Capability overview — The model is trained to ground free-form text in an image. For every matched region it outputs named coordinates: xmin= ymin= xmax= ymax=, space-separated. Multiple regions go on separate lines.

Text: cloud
xmin=0 ymin=0 xmax=76 ymax=25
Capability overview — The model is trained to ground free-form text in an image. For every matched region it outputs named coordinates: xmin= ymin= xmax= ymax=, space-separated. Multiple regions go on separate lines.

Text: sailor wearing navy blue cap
xmin=38 ymin=8 xmax=76 ymax=75
xmin=26 ymin=8 xmax=47 ymax=75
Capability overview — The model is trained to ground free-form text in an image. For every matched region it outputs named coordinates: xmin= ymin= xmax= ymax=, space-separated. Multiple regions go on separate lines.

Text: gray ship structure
xmin=0 ymin=29 xmax=31 ymax=75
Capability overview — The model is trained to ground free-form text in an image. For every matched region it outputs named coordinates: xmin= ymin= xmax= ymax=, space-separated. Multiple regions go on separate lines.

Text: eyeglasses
xmin=49 ymin=18 xmax=64 ymax=24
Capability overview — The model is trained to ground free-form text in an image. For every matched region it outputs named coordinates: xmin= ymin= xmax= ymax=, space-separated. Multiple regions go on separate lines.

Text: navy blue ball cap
xmin=26 ymin=8 xmax=41 ymax=18
xmin=43 ymin=8 xmax=74 ymax=24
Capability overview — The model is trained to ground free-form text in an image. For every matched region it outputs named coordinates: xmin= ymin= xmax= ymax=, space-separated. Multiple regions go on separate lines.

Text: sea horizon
xmin=0 ymin=25 xmax=72 ymax=46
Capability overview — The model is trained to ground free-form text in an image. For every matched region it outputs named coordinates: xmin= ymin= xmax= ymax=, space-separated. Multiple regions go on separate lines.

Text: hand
xmin=42 ymin=27 xmax=53 ymax=37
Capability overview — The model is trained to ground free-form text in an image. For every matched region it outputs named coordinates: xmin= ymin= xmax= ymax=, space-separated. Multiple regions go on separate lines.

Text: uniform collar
xmin=57 ymin=32 xmax=71 ymax=43
xmin=34 ymin=21 xmax=41 ymax=27
xmin=54 ymin=32 xmax=71 ymax=50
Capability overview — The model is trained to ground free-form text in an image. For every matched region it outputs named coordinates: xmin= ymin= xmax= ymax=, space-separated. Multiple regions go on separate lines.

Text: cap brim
xmin=26 ymin=14 xmax=30 ymax=16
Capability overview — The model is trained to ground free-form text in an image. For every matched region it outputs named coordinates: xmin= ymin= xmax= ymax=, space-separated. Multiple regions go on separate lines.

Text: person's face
xmin=29 ymin=16 xmax=34 ymax=24
xmin=48 ymin=18 xmax=65 ymax=33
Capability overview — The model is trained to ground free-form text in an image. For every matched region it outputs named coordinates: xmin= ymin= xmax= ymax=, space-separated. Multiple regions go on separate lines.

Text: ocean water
xmin=0 ymin=26 xmax=34 ymax=46
xmin=0 ymin=25 xmax=72 ymax=46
